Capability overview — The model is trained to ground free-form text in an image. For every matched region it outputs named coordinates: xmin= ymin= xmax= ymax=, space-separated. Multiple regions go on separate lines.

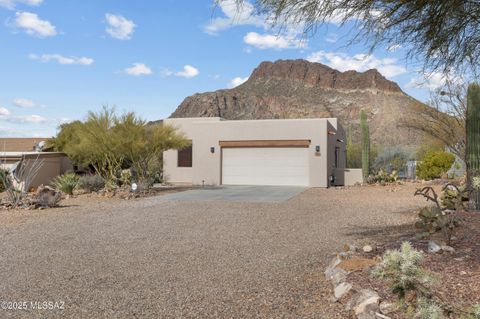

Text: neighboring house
xmin=0 ymin=138 xmax=72 ymax=190
xmin=163 ymin=117 xmax=361 ymax=187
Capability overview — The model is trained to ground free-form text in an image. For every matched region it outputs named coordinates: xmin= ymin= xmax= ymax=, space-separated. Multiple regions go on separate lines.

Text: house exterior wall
xmin=27 ymin=155 xmax=73 ymax=188
xmin=344 ymin=168 xmax=364 ymax=186
xmin=163 ymin=117 xmax=345 ymax=188
xmin=3 ymin=153 xmax=73 ymax=190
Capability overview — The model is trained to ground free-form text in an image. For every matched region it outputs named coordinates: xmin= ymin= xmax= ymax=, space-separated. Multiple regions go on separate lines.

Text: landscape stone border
xmin=324 ymin=245 xmax=394 ymax=319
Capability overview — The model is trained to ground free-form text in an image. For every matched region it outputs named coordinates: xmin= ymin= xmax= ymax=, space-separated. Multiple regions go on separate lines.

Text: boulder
xmin=428 ymin=241 xmax=442 ymax=253
xmin=363 ymin=245 xmax=374 ymax=253
xmin=334 ymin=282 xmax=353 ymax=300
xmin=34 ymin=185 xmax=61 ymax=208
xmin=379 ymin=301 xmax=395 ymax=315
xmin=324 ymin=255 xmax=342 ymax=280
xmin=346 ymin=289 xmax=380 ymax=313
xmin=330 ymin=268 xmax=348 ymax=286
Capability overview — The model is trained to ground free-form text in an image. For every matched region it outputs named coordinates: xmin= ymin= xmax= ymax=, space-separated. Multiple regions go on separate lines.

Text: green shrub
xmin=52 ymin=173 xmax=79 ymax=195
xmin=120 ymin=169 xmax=132 ymax=186
xmin=50 ymin=107 xmax=190 ymax=185
xmin=415 ymin=298 xmax=444 ymax=319
xmin=472 ymin=303 xmax=480 ymax=319
xmin=441 ymin=185 xmax=468 ymax=210
xmin=372 ymin=242 xmax=436 ymax=298
xmin=0 ymin=168 xmax=10 ymax=193
xmin=78 ymin=175 xmax=105 ymax=193
xmin=417 ymin=151 xmax=455 ymax=180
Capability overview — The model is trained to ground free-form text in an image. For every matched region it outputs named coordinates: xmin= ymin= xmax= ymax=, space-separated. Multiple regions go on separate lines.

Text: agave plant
xmin=52 ymin=173 xmax=79 ymax=195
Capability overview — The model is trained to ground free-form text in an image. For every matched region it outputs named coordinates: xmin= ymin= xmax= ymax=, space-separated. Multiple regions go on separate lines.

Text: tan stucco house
xmin=163 ymin=117 xmax=361 ymax=188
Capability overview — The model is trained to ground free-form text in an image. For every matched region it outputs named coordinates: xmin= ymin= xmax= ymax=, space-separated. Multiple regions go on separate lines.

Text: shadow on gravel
xmin=344 ymin=222 xmax=417 ymax=247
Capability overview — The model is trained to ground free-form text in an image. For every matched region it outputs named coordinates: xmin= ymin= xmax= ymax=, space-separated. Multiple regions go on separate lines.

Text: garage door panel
xmin=222 ymin=147 xmax=309 ymax=186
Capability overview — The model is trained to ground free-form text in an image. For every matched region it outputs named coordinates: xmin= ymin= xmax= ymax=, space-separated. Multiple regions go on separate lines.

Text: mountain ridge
xmin=170 ymin=59 xmax=424 ymax=148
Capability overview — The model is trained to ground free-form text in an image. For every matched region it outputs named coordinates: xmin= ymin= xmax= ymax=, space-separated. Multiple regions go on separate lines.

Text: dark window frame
xmin=177 ymin=144 xmax=192 ymax=167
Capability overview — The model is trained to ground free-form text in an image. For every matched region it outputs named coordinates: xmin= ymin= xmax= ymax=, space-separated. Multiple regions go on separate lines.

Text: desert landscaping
xmin=3 ymin=181 xmax=473 ymax=318
xmin=2 ymin=0 xmax=480 ymax=318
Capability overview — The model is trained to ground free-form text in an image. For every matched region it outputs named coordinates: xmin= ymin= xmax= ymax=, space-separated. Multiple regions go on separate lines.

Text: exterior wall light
xmin=315 ymin=145 xmax=320 ymax=153
xmin=210 ymin=147 xmax=215 ymax=153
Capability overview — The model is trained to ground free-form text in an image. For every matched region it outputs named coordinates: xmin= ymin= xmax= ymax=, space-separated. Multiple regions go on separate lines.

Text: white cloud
xmin=206 ymin=0 xmax=307 ymax=51
xmin=13 ymin=98 xmax=36 ymax=108
xmin=0 ymin=107 xmax=10 ymax=116
xmin=105 ymin=13 xmax=135 ymax=40
xmin=307 ymin=51 xmax=407 ymax=78
xmin=14 ymin=11 xmax=56 ymax=37
xmin=5 ymin=114 xmax=48 ymax=124
xmin=204 ymin=0 xmax=265 ymax=35
xmin=28 ymin=53 xmax=94 ymax=65
xmin=406 ymin=72 xmax=449 ymax=90
xmin=0 ymin=126 xmax=50 ymax=137
xmin=175 ymin=65 xmax=199 ymax=79
xmin=124 ymin=63 xmax=153 ymax=77
xmin=244 ymin=32 xmax=305 ymax=50
xmin=229 ymin=76 xmax=248 ymax=88
xmin=0 ymin=0 xmax=42 ymax=10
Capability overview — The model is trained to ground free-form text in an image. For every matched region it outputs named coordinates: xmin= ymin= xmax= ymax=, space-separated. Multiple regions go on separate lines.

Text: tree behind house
xmin=51 ymin=107 xmax=189 ymax=185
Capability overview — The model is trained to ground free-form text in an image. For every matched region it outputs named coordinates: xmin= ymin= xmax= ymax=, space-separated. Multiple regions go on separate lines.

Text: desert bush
xmin=50 ymin=107 xmax=189 ymax=185
xmin=34 ymin=186 xmax=62 ymax=208
xmin=78 ymin=175 xmax=105 ymax=193
xmin=472 ymin=304 xmax=480 ymax=319
xmin=366 ymin=169 xmax=398 ymax=184
xmin=52 ymin=173 xmax=79 ymax=195
xmin=417 ymin=151 xmax=455 ymax=180
xmin=414 ymin=186 xmax=462 ymax=244
xmin=104 ymin=178 xmax=118 ymax=192
xmin=0 ymin=168 xmax=10 ymax=193
xmin=119 ymin=169 xmax=132 ymax=186
xmin=414 ymin=206 xmax=460 ymax=244
xmin=373 ymin=242 xmax=437 ymax=299
xmin=441 ymin=184 xmax=468 ymax=210
xmin=1 ymin=156 xmax=44 ymax=208
xmin=415 ymin=298 xmax=444 ymax=319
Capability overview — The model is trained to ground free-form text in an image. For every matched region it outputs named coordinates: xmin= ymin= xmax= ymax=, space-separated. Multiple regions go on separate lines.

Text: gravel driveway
xmin=0 ymin=183 xmax=429 ymax=318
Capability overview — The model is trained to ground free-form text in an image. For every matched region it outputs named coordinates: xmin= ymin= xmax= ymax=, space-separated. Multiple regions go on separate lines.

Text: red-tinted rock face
xmin=249 ymin=60 xmax=402 ymax=92
xmin=169 ymin=59 xmax=424 ymax=147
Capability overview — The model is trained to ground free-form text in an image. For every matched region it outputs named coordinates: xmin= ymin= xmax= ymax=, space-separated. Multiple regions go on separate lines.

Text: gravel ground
xmin=0 ymin=183 xmax=429 ymax=318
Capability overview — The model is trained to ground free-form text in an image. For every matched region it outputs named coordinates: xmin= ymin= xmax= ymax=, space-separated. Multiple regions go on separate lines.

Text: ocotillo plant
xmin=360 ymin=110 xmax=370 ymax=181
xmin=466 ymin=83 xmax=480 ymax=210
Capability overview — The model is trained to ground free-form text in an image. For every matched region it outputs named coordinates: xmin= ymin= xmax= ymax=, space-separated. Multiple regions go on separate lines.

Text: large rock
xmin=428 ymin=240 xmax=442 ymax=254
xmin=334 ymin=282 xmax=353 ymax=300
xmin=346 ymin=289 xmax=380 ymax=314
xmin=170 ymin=59 xmax=430 ymax=149
xmin=34 ymin=185 xmax=61 ymax=208
xmin=324 ymin=255 xmax=343 ymax=280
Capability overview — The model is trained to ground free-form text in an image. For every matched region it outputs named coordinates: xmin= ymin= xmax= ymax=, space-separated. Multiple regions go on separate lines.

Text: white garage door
xmin=222 ymin=147 xmax=309 ymax=186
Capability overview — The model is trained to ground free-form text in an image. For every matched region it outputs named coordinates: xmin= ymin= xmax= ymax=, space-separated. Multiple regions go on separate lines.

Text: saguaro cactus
xmin=466 ymin=83 xmax=480 ymax=210
xmin=360 ymin=110 xmax=370 ymax=181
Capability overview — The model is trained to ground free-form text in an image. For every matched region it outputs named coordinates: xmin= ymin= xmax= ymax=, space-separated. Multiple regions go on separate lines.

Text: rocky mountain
xmin=170 ymin=59 xmax=425 ymax=148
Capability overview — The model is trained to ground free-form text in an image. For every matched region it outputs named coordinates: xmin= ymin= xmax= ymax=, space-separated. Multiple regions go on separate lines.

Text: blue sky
xmin=0 ymin=0 xmax=443 ymax=137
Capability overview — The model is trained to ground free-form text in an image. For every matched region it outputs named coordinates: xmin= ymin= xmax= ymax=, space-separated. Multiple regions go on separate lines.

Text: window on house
xmin=177 ymin=145 xmax=192 ymax=167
